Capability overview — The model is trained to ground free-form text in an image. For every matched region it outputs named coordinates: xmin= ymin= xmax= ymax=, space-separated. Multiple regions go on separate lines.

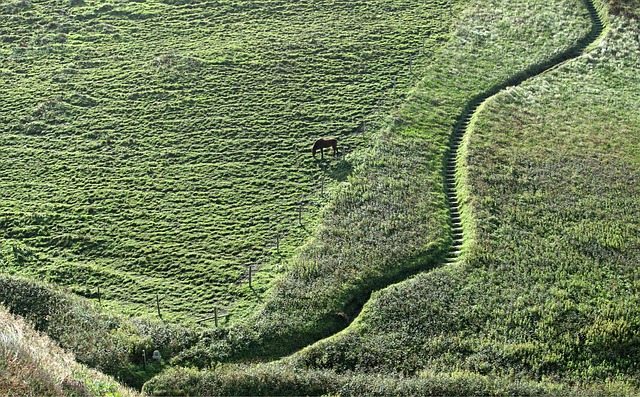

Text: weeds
xmin=0 ymin=304 xmax=137 ymax=396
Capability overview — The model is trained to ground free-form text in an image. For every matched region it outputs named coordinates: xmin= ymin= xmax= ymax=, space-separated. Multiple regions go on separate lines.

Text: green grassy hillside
xmin=2 ymin=0 xmax=638 ymax=395
xmin=0 ymin=0 xmax=455 ymax=322
xmin=163 ymin=0 xmax=597 ymax=365
xmin=282 ymin=0 xmax=638 ymax=390
xmin=144 ymin=0 xmax=640 ymax=395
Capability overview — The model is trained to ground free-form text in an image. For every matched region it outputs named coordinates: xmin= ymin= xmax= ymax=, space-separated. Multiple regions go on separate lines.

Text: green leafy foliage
xmin=0 ymin=274 xmax=196 ymax=388
xmin=0 ymin=304 xmax=138 ymax=397
xmin=143 ymin=361 xmax=636 ymax=396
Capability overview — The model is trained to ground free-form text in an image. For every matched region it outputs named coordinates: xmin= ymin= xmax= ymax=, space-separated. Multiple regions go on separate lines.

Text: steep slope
xmin=141 ymin=0 xmax=640 ymax=395
xmin=0 ymin=304 xmax=137 ymax=396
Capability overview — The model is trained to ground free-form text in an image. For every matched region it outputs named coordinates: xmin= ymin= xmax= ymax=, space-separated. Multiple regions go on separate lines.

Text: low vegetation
xmin=143 ymin=362 xmax=634 ymax=396
xmin=0 ymin=0 xmax=454 ymax=323
xmin=0 ymin=274 xmax=195 ymax=389
xmin=0 ymin=303 xmax=137 ymax=396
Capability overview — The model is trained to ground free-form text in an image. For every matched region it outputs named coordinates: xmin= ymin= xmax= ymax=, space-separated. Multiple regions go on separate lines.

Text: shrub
xmin=0 ymin=304 xmax=137 ymax=396
xmin=0 ymin=274 xmax=197 ymax=389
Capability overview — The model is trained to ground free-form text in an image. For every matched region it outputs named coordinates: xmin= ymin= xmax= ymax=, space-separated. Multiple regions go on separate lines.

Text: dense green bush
xmin=0 ymin=274 xmax=196 ymax=388
xmin=0 ymin=304 xmax=137 ymax=397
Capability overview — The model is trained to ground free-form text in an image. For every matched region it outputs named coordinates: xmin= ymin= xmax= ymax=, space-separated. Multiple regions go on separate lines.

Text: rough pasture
xmin=0 ymin=0 xmax=455 ymax=322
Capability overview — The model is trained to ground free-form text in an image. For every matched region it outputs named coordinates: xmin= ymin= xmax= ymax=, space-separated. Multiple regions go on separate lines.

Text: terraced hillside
xmin=0 ymin=0 xmax=456 ymax=322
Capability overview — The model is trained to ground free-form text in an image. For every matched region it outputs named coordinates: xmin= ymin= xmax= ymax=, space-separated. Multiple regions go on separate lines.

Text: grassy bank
xmin=0 ymin=0 xmax=454 ymax=323
xmin=143 ymin=362 xmax=635 ymax=396
xmin=0 ymin=274 xmax=196 ymax=389
xmin=0 ymin=303 xmax=137 ymax=396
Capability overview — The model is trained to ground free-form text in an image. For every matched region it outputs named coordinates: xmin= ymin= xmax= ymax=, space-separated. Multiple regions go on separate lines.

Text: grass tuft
xmin=0 ymin=303 xmax=137 ymax=396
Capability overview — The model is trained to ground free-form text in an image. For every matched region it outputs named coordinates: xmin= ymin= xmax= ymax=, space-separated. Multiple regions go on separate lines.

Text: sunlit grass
xmin=0 ymin=303 xmax=138 ymax=396
xmin=0 ymin=0 xmax=453 ymax=322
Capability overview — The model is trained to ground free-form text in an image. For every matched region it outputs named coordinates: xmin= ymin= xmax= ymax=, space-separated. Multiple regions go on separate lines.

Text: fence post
xmin=248 ymin=265 xmax=252 ymax=289
xmin=143 ymin=350 xmax=147 ymax=370
xmin=214 ymin=306 xmax=218 ymax=328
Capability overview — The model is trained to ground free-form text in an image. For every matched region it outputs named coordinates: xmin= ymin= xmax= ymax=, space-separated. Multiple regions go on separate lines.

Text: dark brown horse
xmin=312 ymin=138 xmax=338 ymax=158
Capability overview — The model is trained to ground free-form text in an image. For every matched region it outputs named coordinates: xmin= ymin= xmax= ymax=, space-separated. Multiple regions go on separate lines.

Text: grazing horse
xmin=312 ymin=138 xmax=338 ymax=158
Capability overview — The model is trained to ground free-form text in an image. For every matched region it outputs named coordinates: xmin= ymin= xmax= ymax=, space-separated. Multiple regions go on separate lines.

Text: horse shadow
xmin=328 ymin=159 xmax=353 ymax=182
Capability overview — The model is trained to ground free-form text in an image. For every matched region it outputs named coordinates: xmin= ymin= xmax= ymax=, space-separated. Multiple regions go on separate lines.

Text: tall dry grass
xmin=0 ymin=304 xmax=137 ymax=397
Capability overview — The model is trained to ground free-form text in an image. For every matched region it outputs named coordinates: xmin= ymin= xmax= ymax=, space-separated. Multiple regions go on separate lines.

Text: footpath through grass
xmin=239 ymin=0 xmax=638 ymax=393
xmin=173 ymin=0 xmax=592 ymax=361
xmin=142 ymin=0 xmax=638 ymax=394
xmin=0 ymin=0 xmax=453 ymax=322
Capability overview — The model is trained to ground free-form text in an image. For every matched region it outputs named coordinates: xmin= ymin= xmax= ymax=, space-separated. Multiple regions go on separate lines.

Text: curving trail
xmin=277 ymin=0 xmax=608 ymax=366
xmin=442 ymin=0 xmax=605 ymax=266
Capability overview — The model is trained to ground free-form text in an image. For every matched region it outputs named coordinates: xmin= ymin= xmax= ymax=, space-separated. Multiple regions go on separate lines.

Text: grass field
xmin=145 ymin=0 xmax=640 ymax=394
xmin=1 ymin=0 xmax=639 ymax=395
xmin=0 ymin=0 xmax=455 ymax=322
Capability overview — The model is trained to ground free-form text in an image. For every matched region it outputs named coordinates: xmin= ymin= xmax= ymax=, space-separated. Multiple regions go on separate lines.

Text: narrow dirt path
xmin=442 ymin=0 xmax=605 ymax=266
